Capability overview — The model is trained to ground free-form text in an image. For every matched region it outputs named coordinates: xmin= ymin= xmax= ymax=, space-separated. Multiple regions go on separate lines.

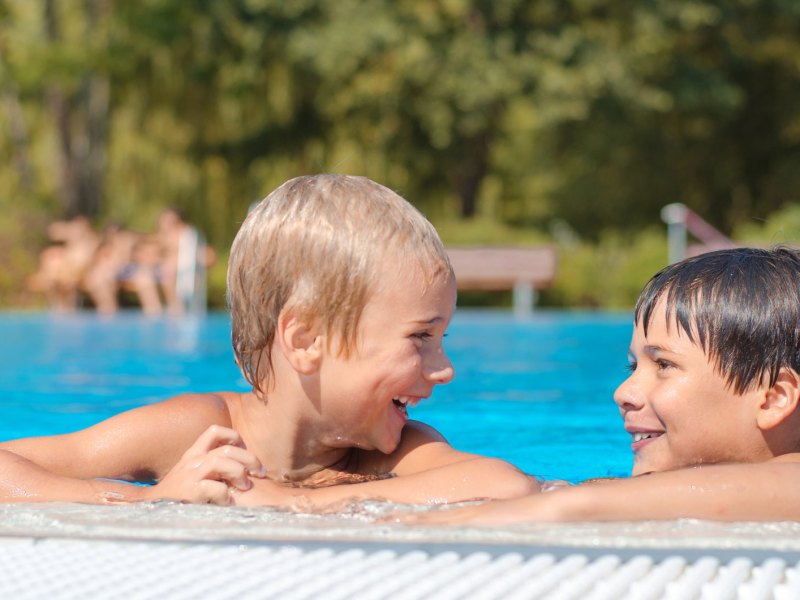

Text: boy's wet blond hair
xmin=227 ymin=174 xmax=453 ymax=394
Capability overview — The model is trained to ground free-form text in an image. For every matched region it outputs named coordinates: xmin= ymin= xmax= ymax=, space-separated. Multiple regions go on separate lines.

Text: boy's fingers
xmin=196 ymin=479 xmax=233 ymax=505
xmin=200 ymin=455 xmax=256 ymax=492
xmin=209 ymin=444 xmax=266 ymax=478
xmin=191 ymin=425 xmax=246 ymax=453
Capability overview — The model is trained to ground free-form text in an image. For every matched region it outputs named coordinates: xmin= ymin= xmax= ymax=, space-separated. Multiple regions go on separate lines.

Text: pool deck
xmin=2 ymin=503 xmax=799 ymax=599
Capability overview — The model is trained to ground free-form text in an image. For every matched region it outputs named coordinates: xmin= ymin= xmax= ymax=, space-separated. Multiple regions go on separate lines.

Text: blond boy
xmin=0 ymin=174 xmax=536 ymax=506
xmin=410 ymin=247 xmax=800 ymax=524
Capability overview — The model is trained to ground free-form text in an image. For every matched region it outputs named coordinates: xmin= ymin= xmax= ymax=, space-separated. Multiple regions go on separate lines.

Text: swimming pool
xmin=0 ymin=309 xmax=632 ymax=483
xmin=5 ymin=310 xmax=800 ymax=598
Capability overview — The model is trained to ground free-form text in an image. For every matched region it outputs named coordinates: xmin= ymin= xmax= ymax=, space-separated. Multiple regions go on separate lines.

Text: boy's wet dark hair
xmin=635 ymin=247 xmax=800 ymax=394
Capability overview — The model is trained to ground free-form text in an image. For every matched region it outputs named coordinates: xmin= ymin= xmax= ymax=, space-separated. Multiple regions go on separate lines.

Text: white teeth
xmin=632 ymin=432 xmax=659 ymax=443
xmin=393 ymin=396 xmax=420 ymax=408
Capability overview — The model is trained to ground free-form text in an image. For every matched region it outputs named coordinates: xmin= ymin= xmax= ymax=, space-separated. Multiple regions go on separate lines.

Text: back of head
xmin=635 ymin=247 xmax=800 ymax=393
xmin=227 ymin=174 xmax=452 ymax=393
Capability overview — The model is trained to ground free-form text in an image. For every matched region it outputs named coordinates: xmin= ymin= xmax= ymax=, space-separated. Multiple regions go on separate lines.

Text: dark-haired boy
xmin=409 ymin=247 xmax=800 ymax=524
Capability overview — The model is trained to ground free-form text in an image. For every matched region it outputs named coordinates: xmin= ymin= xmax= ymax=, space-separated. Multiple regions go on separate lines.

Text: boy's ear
xmin=756 ymin=368 xmax=800 ymax=431
xmin=276 ymin=310 xmax=323 ymax=375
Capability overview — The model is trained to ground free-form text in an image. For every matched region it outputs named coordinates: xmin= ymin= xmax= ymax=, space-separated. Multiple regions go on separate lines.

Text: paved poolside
xmin=2 ymin=503 xmax=799 ymax=599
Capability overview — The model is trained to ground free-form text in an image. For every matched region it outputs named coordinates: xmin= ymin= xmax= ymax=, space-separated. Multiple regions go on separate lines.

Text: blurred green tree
xmin=2 ymin=0 xmax=800 ymax=308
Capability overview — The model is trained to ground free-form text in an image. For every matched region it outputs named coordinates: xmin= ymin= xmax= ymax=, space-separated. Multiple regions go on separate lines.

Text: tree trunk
xmin=44 ymin=0 xmax=80 ymax=216
xmin=43 ymin=0 xmax=110 ymax=218
xmin=77 ymin=0 xmax=110 ymax=217
xmin=454 ymin=128 xmax=493 ymax=219
xmin=2 ymin=80 xmax=34 ymax=193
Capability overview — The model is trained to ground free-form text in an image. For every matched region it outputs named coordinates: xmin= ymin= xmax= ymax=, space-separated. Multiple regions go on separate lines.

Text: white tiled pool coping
xmin=2 ymin=503 xmax=799 ymax=599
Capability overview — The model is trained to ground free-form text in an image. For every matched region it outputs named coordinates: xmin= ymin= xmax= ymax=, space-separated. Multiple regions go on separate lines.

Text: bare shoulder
xmin=390 ymin=420 xmax=454 ymax=465
xmin=0 ymin=390 xmax=238 ymax=481
xmin=359 ymin=420 xmax=473 ymax=475
xmin=359 ymin=420 xmax=538 ymax=499
xmin=398 ymin=420 xmax=449 ymax=446
xmin=151 ymin=391 xmax=235 ymax=424
xmin=1 ymin=391 xmax=233 ymax=450
xmin=123 ymin=391 xmax=238 ymax=455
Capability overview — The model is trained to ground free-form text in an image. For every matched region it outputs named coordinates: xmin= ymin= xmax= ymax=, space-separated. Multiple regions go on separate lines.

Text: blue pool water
xmin=0 ymin=310 xmax=633 ymax=482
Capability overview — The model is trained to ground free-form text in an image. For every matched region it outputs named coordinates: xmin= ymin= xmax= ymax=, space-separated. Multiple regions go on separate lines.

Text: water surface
xmin=0 ymin=309 xmax=633 ymax=482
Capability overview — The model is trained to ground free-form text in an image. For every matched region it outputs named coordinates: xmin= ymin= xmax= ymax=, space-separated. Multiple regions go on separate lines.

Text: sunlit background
xmin=2 ymin=1 xmax=800 ymax=310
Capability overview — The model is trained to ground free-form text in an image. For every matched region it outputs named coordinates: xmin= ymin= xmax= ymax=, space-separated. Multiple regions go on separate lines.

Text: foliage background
xmin=2 ymin=0 xmax=799 ymax=309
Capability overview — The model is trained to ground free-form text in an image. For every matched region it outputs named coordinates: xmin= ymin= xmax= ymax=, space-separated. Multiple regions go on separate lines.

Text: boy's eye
xmin=412 ymin=332 xmax=432 ymax=340
xmin=625 ymin=361 xmax=637 ymax=373
xmin=655 ymin=358 xmax=673 ymax=371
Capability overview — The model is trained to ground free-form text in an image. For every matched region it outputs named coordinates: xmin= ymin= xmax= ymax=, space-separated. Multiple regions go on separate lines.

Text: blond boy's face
xmin=614 ymin=300 xmax=768 ymax=476
xmin=315 ymin=265 xmax=457 ymax=454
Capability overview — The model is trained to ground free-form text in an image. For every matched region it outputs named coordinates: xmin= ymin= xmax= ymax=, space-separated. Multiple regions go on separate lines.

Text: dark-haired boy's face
xmin=614 ymin=300 xmax=769 ymax=475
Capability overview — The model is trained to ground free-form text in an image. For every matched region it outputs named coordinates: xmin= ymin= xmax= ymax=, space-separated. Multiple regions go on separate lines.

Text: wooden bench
xmin=446 ymin=246 xmax=558 ymax=315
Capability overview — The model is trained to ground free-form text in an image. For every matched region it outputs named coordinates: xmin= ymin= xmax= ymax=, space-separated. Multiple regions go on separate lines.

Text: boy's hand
xmin=146 ymin=425 xmax=266 ymax=505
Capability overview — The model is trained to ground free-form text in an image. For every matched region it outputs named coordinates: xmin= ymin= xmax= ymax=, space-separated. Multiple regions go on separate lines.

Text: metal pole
xmin=660 ymin=203 xmax=688 ymax=264
xmin=513 ymin=280 xmax=535 ymax=318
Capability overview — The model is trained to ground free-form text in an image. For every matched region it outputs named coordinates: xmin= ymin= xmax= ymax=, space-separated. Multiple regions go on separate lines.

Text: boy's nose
xmin=424 ymin=349 xmax=455 ymax=385
xmin=613 ymin=374 xmax=643 ymax=413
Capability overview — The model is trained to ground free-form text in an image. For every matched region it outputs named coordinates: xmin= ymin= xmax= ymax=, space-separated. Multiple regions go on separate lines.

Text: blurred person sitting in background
xmin=26 ymin=216 xmax=101 ymax=311
xmin=119 ymin=208 xmax=215 ymax=315
xmin=82 ymin=224 xmax=145 ymax=314
xmin=29 ymin=210 xmax=214 ymax=315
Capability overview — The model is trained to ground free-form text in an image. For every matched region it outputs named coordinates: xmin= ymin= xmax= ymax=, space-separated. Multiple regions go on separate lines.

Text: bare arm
xmin=235 ymin=457 xmax=539 ymax=508
xmin=0 ymin=393 xmax=262 ymax=504
xmin=0 ymin=449 xmax=149 ymax=502
xmin=235 ymin=421 xmax=539 ymax=508
xmin=402 ymin=461 xmax=800 ymax=525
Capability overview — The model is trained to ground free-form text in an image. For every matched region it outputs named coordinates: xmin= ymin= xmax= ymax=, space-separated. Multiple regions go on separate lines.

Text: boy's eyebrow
xmin=408 ymin=316 xmax=445 ymax=326
xmin=643 ymin=344 xmax=680 ymax=356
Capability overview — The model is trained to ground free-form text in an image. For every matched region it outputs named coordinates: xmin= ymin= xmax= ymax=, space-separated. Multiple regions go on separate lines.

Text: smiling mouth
xmin=632 ymin=432 xmax=661 ymax=443
xmin=392 ymin=396 xmax=420 ymax=416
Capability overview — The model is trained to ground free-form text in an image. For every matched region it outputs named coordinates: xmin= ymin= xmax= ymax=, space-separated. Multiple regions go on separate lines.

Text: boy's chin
xmin=374 ymin=433 xmax=403 ymax=456
xmin=348 ymin=433 xmax=401 ymax=456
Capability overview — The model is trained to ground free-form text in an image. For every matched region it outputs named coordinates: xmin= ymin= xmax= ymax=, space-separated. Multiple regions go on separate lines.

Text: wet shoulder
xmin=356 ymin=420 xmax=449 ymax=474
xmin=157 ymin=391 xmax=235 ymax=429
